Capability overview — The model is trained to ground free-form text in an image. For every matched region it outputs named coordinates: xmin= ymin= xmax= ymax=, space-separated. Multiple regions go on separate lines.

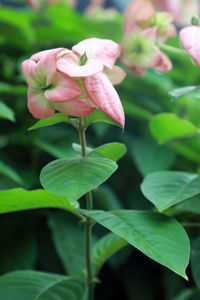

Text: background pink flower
xmin=180 ymin=25 xmax=200 ymax=68
xmin=120 ymin=0 xmax=174 ymax=76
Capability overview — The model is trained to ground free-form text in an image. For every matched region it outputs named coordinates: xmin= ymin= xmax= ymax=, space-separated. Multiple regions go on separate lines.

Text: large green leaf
xmin=28 ymin=113 xmax=71 ymax=131
xmin=48 ymin=212 xmax=86 ymax=279
xmin=191 ymin=237 xmax=200 ymax=288
xmin=141 ymin=171 xmax=200 ymax=211
xmin=131 ymin=138 xmax=175 ymax=176
xmin=0 ymin=101 xmax=15 ymax=122
xmin=80 ymin=209 xmax=190 ymax=279
xmin=89 ymin=143 xmax=127 ymax=162
xmin=0 ymin=161 xmax=23 ymax=184
xmin=150 ymin=113 xmax=198 ymax=144
xmin=0 ymin=271 xmax=86 ymax=299
xmin=175 ymin=195 xmax=200 ymax=214
xmin=0 ymin=188 xmax=79 ymax=216
xmin=174 ymin=289 xmax=198 ymax=300
xmin=92 ymin=233 xmax=128 ymax=274
xmin=40 ymin=157 xmax=118 ymax=203
xmin=84 ymin=109 xmax=120 ymax=128
xmin=72 ymin=142 xmax=127 ymax=162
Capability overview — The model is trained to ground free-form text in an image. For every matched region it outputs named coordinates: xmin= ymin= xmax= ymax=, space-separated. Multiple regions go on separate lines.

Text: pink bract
xmin=180 ymin=26 xmax=200 ymax=68
xmin=57 ymin=38 xmax=120 ymax=77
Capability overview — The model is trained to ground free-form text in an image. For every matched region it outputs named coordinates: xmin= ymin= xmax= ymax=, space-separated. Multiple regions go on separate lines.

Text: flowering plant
xmin=1 ymin=0 xmax=200 ymax=299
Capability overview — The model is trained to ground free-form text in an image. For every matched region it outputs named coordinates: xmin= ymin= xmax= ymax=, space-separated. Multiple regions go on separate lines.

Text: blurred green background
xmin=1 ymin=1 xmax=200 ymax=299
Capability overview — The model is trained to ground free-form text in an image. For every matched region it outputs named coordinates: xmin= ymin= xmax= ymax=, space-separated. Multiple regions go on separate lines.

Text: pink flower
xmin=120 ymin=0 xmax=175 ymax=76
xmin=22 ymin=38 xmax=126 ymax=128
xmin=180 ymin=25 xmax=200 ymax=68
xmin=27 ymin=0 xmax=76 ymax=10
xmin=123 ymin=0 xmax=176 ymax=42
xmin=120 ymin=22 xmax=172 ymax=76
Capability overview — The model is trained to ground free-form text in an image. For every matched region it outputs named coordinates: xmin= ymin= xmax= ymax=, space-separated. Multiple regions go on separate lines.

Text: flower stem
xmin=79 ymin=117 xmax=94 ymax=300
xmin=159 ymin=43 xmax=187 ymax=56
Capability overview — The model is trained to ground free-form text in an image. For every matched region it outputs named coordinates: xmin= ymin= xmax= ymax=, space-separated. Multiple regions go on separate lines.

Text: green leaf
xmin=92 ymin=233 xmax=128 ymax=273
xmin=174 ymin=289 xmax=197 ymax=300
xmin=0 ymin=161 xmax=23 ymax=184
xmin=0 ymin=271 xmax=87 ymax=299
xmin=141 ymin=171 xmax=200 ymax=211
xmin=169 ymin=86 xmax=200 ymax=100
xmin=28 ymin=113 xmax=71 ymax=131
xmin=0 ymin=101 xmax=15 ymax=122
xmin=191 ymin=237 xmax=200 ymax=288
xmin=89 ymin=143 xmax=127 ymax=162
xmin=80 ymin=209 xmax=190 ymax=279
xmin=150 ymin=113 xmax=198 ymax=144
xmin=48 ymin=212 xmax=86 ymax=279
xmin=0 ymin=188 xmax=79 ymax=216
xmin=40 ymin=157 xmax=118 ymax=203
xmin=131 ymin=138 xmax=176 ymax=176
xmin=84 ymin=109 xmax=120 ymax=128
xmin=72 ymin=142 xmax=127 ymax=162
xmin=175 ymin=195 xmax=200 ymax=214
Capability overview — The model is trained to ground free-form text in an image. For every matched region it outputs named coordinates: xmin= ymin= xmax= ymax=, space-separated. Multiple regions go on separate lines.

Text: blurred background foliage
xmin=1 ymin=0 xmax=200 ymax=299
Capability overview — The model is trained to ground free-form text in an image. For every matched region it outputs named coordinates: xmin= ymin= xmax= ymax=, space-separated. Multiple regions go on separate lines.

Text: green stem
xmin=159 ymin=43 xmax=187 ymax=56
xmin=79 ymin=117 xmax=94 ymax=300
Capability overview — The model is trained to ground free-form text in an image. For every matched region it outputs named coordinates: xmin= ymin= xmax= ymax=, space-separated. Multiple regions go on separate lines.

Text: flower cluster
xmin=152 ymin=0 xmax=199 ymax=26
xmin=22 ymin=38 xmax=126 ymax=128
xmin=120 ymin=0 xmax=176 ymax=76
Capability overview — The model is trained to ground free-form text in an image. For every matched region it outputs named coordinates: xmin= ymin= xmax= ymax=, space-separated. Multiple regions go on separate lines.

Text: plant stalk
xmin=159 ymin=43 xmax=187 ymax=56
xmin=79 ymin=117 xmax=94 ymax=300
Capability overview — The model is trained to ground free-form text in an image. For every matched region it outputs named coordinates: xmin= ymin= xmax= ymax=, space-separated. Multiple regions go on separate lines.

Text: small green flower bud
xmin=80 ymin=52 xmax=88 ymax=66
xmin=191 ymin=15 xmax=200 ymax=26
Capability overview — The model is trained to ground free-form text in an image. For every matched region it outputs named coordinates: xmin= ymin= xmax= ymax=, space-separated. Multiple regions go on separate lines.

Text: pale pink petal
xmin=27 ymin=0 xmax=38 ymax=10
xmin=84 ymin=73 xmax=125 ymax=128
xmin=160 ymin=0 xmax=181 ymax=19
xmin=54 ymin=98 xmax=95 ymax=117
xmin=123 ymin=62 xmax=146 ymax=76
xmin=159 ymin=24 xmax=177 ymax=43
xmin=31 ymin=48 xmax=63 ymax=62
xmin=176 ymin=0 xmax=199 ymax=26
xmin=180 ymin=26 xmax=200 ymax=68
xmin=36 ymin=48 xmax=63 ymax=85
xmin=28 ymin=88 xmax=55 ymax=119
xmin=45 ymin=72 xmax=82 ymax=102
xmin=72 ymin=38 xmax=120 ymax=69
xmin=152 ymin=51 xmax=172 ymax=73
xmin=143 ymin=27 xmax=157 ymax=43
xmin=123 ymin=0 xmax=155 ymax=30
xmin=107 ymin=65 xmax=126 ymax=85
xmin=130 ymin=66 xmax=146 ymax=76
xmin=57 ymin=52 xmax=103 ymax=77
xmin=21 ymin=59 xmax=37 ymax=85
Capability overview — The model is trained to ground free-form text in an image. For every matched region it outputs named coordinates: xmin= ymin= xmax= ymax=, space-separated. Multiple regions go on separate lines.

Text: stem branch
xmin=159 ymin=43 xmax=187 ymax=56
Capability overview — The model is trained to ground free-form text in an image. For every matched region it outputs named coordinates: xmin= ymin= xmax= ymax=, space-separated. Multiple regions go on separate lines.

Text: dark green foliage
xmin=1 ymin=2 xmax=200 ymax=299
